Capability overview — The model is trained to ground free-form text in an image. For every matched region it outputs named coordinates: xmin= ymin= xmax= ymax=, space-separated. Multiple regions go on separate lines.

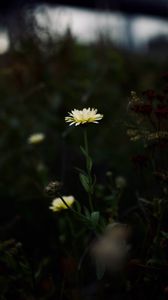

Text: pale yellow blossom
xmin=65 ymin=108 xmax=103 ymax=126
xmin=28 ymin=133 xmax=45 ymax=144
xmin=49 ymin=195 xmax=75 ymax=212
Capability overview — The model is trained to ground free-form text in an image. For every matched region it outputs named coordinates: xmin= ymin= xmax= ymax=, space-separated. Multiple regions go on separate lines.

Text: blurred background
xmin=0 ymin=0 xmax=168 ymax=298
xmin=1 ymin=0 xmax=168 ymax=53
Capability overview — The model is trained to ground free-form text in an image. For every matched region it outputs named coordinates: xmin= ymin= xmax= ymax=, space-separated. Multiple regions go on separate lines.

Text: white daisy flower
xmin=65 ymin=108 xmax=103 ymax=126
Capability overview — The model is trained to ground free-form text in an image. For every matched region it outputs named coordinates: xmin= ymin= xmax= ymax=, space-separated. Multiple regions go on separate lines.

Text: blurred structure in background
xmin=34 ymin=5 xmax=168 ymax=52
xmin=0 ymin=30 xmax=10 ymax=54
xmin=0 ymin=0 xmax=167 ymax=55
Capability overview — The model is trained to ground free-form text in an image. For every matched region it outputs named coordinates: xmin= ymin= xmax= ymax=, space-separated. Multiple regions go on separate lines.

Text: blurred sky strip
xmin=0 ymin=4 xmax=168 ymax=54
xmin=35 ymin=5 xmax=168 ymax=49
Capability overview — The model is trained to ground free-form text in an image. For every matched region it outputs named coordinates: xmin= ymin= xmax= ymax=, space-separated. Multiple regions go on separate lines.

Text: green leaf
xmin=75 ymin=167 xmax=87 ymax=176
xmin=80 ymin=146 xmax=88 ymax=157
xmin=87 ymin=156 xmax=93 ymax=172
xmin=91 ymin=211 xmax=100 ymax=226
xmin=79 ymin=173 xmax=90 ymax=192
xmin=84 ymin=206 xmax=91 ymax=218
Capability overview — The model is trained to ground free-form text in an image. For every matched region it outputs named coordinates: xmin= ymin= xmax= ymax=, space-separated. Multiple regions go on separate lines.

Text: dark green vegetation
xmin=0 ymin=29 xmax=168 ymax=299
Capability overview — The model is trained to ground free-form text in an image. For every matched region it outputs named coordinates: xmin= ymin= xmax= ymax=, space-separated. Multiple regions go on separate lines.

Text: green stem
xmin=84 ymin=129 xmax=88 ymax=157
xmin=83 ymin=129 xmax=94 ymax=212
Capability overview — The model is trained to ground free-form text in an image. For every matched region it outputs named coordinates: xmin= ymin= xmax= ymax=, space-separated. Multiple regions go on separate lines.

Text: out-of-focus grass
xmin=0 ymin=30 xmax=167 ymax=262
